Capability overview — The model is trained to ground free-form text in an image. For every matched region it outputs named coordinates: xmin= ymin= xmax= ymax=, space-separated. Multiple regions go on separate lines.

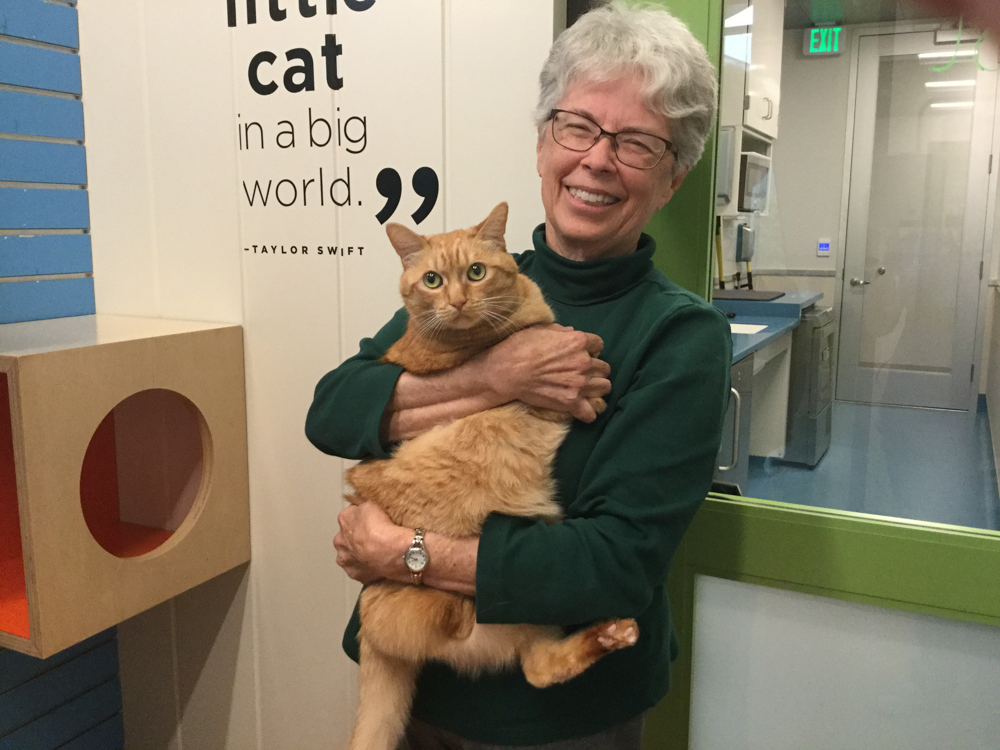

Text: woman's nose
xmin=582 ymin=134 xmax=617 ymax=170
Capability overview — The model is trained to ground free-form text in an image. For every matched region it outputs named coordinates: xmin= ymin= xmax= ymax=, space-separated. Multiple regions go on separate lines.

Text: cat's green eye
xmin=467 ymin=263 xmax=486 ymax=281
xmin=423 ymin=271 xmax=443 ymax=289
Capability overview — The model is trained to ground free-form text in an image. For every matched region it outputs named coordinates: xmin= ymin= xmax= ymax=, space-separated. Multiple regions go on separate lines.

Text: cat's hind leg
xmin=361 ymin=583 xmax=477 ymax=662
xmin=519 ymin=619 xmax=638 ymax=689
xmin=349 ymin=637 xmax=419 ymax=750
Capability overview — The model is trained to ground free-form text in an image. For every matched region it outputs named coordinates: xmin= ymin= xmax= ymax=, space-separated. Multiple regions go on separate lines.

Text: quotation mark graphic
xmin=375 ymin=167 xmax=439 ymax=225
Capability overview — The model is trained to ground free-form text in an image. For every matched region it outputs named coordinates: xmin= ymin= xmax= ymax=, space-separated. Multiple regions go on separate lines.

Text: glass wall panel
xmin=713 ymin=1 xmax=1000 ymax=532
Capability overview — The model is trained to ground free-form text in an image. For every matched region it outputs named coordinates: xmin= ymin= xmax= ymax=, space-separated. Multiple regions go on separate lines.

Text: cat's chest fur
xmin=349 ymin=403 xmax=568 ymax=536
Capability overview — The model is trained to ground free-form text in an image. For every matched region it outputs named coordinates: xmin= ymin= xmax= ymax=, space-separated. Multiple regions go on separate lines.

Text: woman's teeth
xmin=568 ymin=187 xmax=618 ymax=205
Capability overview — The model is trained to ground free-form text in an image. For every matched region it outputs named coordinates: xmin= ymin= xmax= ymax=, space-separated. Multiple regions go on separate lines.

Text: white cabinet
xmin=716 ymin=0 xmax=783 ymax=216
xmin=742 ymin=0 xmax=784 ymax=139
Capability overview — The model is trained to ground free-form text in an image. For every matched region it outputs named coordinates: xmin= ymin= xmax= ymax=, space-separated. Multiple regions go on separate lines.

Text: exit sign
xmin=803 ymin=26 xmax=843 ymax=56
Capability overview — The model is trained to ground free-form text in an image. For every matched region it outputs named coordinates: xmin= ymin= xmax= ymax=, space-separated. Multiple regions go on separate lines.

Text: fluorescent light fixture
xmin=918 ymin=50 xmax=976 ymax=59
xmin=930 ymin=101 xmax=974 ymax=108
xmin=925 ymin=79 xmax=976 ymax=88
xmin=724 ymin=6 xmax=753 ymax=27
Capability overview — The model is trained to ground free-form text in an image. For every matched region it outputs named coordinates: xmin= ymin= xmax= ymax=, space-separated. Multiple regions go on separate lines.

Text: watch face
xmin=405 ymin=547 xmax=428 ymax=571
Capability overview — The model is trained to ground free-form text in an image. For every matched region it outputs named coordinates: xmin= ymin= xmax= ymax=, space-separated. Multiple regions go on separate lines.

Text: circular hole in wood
xmin=80 ymin=389 xmax=206 ymax=558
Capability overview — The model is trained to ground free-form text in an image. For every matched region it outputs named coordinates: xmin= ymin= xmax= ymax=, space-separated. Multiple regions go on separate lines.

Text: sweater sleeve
xmin=475 ymin=303 xmax=732 ymax=625
xmin=304 ymin=308 xmax=409 ymax=460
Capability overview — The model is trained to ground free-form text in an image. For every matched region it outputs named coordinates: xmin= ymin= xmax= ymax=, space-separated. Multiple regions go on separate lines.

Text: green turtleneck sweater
xmin=305 ymin=227 xmax=732 ymax=745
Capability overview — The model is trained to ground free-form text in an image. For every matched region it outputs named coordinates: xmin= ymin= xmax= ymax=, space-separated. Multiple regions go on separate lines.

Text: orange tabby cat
xmin=343 ymin=203 xmax=638 ymax=750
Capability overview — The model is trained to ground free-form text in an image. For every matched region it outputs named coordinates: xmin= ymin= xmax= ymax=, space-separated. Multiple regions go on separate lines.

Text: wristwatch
xmin=403 ymin=528 xmax=429 ymax=584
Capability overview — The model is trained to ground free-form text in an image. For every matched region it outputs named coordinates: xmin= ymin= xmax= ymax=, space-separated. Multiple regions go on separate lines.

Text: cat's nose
xmin=451 ymin=300 xmax=466 ymax=312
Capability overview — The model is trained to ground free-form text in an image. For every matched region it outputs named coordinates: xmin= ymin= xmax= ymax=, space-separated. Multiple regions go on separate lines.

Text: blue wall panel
xmin=0 ymin=39 xmax=81 ymax=95
xmin=0 ymin=140 xmax=87 ymax=184
xmin=0 ymin=188 xmax=89 ymax=230
xmin=58 ymin=714 xmax=125 ymax=750
xmin=0 ymin=631 xmax=113 ymax=695
xmin=0 ymin=4 xmax=118 ymax=749
xmin=0 ymin=91 xmax=84 ymax=140
xmin=0 ymin=641 xmax=118 ymax=735
xmin=0 ymin=678 xmax=122 ymax=750
xmin=0 ymin=235 xmax=92 ymax=277
xmin=0 ymin=0 xmax=79 ymax=49
xmin=0 ymin=277 xmax=95 ymax=323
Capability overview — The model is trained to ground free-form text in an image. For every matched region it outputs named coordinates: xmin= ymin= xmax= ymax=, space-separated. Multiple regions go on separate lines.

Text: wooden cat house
xmin=0 ymin=314 xmax=250 ymax=658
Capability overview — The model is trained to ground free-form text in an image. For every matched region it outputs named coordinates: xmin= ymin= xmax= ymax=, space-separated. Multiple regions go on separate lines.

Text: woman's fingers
xmin=335 ymin=501 xmax=411 ymax=584
xmin=582 ymin=332 xmax=605 ymax=357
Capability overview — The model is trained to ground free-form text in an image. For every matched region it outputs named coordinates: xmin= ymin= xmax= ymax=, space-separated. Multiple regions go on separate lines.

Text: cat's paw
xmin=587 ymin=397 xmax=607 ymax=415
xmin=593 ymin=618 xmax=638 ymax=652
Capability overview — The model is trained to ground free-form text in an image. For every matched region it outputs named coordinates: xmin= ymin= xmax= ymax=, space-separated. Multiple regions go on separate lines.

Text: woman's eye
xmin=618 ymin=135 xmax=656 ymax=155
xmin=423 ymin=271 xmax=442 ymax=288
xmin=467 ymin=263 xmax=486 ymax=281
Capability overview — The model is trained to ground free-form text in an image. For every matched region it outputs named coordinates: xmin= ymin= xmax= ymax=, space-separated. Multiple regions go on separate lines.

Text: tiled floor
xmin=747 ymin=400 xmax=1000 ymax=531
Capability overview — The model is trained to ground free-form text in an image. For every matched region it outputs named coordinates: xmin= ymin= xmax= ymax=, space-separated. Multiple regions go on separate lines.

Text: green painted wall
xmin=644 ymin=0 xmax=722 ymax=300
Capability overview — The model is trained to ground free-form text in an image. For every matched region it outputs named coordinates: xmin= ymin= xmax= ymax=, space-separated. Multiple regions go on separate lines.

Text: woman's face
xmin=536 ymin=74 xmax=688 ymax=261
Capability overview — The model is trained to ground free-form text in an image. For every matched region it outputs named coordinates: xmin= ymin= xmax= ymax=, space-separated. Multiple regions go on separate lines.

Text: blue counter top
xmin=714 ymin=291 xmax=824 ymax=363
xmin=712 ymin=290 xmax=823 ymax=319
xmin=727 ymin=314 xmax=798 ymax=362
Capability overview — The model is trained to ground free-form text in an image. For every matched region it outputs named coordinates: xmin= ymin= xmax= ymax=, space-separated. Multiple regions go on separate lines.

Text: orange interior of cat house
xmin=0 ymin=315 xmax=250 ymax=658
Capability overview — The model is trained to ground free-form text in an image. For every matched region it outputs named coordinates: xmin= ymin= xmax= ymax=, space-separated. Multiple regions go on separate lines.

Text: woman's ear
xmin=656 ymin=166 xmax=690 ymax=210
xmin=385 ymin=223 xmax=425 ymax=268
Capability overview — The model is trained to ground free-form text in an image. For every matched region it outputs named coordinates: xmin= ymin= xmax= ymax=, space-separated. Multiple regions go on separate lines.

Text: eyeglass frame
xmin=547 ymin=108 xmax=679 ymax=170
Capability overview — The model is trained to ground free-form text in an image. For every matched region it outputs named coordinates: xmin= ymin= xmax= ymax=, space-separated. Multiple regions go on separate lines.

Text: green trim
xmin=644 ymin=496 xmax=1000 ymax=749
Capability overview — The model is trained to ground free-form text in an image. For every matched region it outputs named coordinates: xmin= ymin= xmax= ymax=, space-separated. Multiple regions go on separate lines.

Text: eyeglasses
xmin=548 ymin=109 xmax=678 ymax=170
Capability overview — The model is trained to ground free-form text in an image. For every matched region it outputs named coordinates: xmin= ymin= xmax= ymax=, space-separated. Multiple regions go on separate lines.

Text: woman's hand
xmin=478 ymin=324 xmax=612 ymax=422
xmin=334 ymin=501 xmax=410 ymax=585
xmin=335 ymin=500 xmax=480 ymax=595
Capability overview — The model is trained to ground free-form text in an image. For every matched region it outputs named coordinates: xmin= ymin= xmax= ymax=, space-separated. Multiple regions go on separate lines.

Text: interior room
xmin=713 ymin=0 xmax=1000 ymax=532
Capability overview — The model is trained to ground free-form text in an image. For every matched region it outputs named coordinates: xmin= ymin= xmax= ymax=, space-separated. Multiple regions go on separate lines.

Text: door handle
xmin=850 ymin=277 xmax=871 ymax=286
xmin=718 ymin=387 xmax=742 ymax=472
xmin=763 ymin=97 xmax=772 ymax=120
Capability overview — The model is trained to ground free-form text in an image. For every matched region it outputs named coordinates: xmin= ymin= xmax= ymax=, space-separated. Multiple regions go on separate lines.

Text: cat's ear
xmin=386 ymin=223 xmax=426 ymax=268
xmin=475 ymin=202 xmax=509 ymax=249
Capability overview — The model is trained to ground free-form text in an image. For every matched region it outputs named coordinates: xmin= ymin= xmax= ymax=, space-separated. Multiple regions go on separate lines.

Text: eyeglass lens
xmin=551 ymin=110 xmax=670 ymax=169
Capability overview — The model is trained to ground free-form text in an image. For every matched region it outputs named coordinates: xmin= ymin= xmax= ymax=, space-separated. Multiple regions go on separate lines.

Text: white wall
xmin=740 ymin=29 xmax=852 ymax=314
xmin=78 ymin=2 xmax=551 ymax=747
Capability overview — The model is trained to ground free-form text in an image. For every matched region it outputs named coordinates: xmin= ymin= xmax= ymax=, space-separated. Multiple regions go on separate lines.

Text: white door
xmin=837 ymin=31 xmax=996 ymax=410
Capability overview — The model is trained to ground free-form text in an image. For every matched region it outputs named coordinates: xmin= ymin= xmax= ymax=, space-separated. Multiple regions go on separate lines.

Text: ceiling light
xmin=930 ymin=101 xmax=974 ymax=108
xmin=925 ymin=79 xmax=976 ymax=88
xmin=918 ymin=50 xmax=977 ymax=59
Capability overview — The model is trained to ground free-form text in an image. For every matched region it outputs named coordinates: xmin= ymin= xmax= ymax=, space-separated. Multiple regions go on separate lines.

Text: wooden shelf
xmin=0 ymin=314 xmax=250 ymax=658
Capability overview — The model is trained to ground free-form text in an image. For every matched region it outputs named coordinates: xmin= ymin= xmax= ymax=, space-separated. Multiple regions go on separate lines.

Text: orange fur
xmin=346 ymin=203 xmax=634 ymax=750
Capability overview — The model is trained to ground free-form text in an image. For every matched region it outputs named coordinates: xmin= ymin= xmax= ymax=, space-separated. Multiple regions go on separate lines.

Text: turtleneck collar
xmin=525 ymin=224 xmax=656 ymax=306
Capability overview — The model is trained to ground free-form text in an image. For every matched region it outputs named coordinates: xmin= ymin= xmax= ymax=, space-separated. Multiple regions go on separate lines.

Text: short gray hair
xmin=535 ymin=1 xmax=718 ymax=174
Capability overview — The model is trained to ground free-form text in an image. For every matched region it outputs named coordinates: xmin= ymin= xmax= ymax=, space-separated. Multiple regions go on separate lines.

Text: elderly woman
xmin=305 ymin=3 xmax=731 ymax=748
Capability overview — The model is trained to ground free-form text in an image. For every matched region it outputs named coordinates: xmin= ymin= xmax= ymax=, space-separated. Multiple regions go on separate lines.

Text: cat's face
xmin=387 ymin=203 xmax=521 ymax=334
